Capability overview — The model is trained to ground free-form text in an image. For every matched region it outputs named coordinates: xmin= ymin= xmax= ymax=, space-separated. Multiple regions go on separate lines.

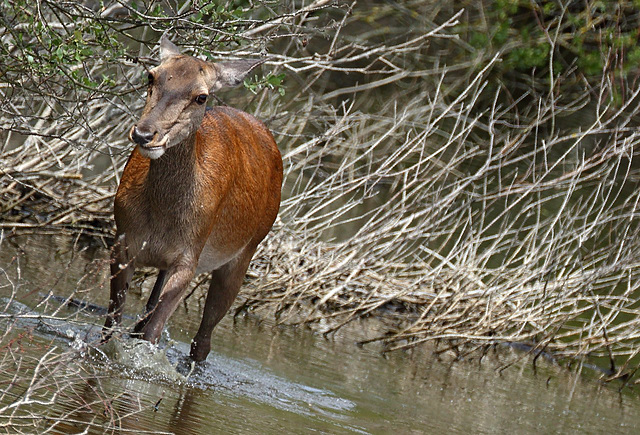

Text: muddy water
xmin=1 ymin=235 xmax=640 ymax=434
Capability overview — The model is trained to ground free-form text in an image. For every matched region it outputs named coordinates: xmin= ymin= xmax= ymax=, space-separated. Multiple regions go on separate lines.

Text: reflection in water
xmin=1 ymin=235 xmax=640 ymax=434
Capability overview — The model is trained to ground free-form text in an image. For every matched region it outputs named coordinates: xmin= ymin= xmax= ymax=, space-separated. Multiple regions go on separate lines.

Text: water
xmin=1 ymin=235 xmax=640 ymax=434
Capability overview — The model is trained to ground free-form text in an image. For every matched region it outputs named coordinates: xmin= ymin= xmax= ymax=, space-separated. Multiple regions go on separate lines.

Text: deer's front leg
xmin=102 ymin=235 xmax=133 ymax=341
xmin=138 ymin=263 xmax=196 ymax=344
xmin=132 ymin=270 xmax=167 ymax=335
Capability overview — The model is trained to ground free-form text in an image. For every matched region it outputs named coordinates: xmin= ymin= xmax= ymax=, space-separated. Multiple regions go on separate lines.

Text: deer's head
xmin=130 ymin=36 xmax=262 ymax=159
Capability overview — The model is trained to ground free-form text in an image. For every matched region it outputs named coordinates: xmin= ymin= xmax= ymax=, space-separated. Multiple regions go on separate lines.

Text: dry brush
xmin=1 ymin=0 xmax=640 ymax=394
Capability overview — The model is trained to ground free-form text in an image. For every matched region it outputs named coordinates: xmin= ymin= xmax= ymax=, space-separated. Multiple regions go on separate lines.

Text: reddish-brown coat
xmin=105 ymin=106 xmax=282 ymax=361
xmin=115 ymin=106 xmax=281 ymax=271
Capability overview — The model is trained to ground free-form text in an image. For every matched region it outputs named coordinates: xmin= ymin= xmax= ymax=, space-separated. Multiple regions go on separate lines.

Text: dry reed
xmin=2 ymin=1 xmax=640 ymax=402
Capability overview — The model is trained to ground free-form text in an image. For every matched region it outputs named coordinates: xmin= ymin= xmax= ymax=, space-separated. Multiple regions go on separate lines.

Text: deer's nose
xmin=131 ymin=126 xmax=156 ymax=146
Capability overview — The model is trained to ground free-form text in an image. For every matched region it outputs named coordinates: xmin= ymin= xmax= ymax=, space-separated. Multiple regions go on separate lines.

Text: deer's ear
xmin=209 ymin=59 xmax=264 ymax=92
xmin=159 ymin=36 xmax=181 ymax=61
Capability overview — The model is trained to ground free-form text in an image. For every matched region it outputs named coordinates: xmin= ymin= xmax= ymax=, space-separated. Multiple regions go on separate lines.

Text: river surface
xmin=1 ymin=235 xmax=639 ymax=434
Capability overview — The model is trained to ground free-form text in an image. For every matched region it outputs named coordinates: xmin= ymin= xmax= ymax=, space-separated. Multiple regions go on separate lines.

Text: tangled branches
xmin=2 ymin=0 xmax=640 ymax=386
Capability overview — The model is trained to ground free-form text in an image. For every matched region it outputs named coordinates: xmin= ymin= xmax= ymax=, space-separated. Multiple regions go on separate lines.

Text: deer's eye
xmin=195 ymin=94 xmax=208 ymax=105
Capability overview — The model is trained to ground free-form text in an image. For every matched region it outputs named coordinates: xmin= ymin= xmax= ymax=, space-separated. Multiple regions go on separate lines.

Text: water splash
xmin=2 ymin=296 xmax=356 ymax=423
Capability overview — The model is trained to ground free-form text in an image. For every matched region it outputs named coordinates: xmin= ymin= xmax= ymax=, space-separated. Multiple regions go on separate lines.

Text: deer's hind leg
xmin=190 ymin=245 xmax=257 ymax=362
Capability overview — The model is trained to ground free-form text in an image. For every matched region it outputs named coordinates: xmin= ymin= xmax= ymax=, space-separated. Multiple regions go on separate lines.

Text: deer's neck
xmin=146 ymin=133 xmax=199 ymax=213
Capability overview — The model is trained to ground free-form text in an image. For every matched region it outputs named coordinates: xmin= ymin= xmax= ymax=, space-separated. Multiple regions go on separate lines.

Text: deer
xmin=102 ymin=36 xmax=283 ymax=362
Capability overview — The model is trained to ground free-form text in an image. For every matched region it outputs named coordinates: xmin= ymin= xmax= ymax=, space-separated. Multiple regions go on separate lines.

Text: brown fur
xmin=103 ymin=39 xmax=282 ymax=362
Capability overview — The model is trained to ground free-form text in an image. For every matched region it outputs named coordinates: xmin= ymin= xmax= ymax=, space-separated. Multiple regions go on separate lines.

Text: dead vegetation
xmin=2 ymin=0 xmax=640 ymax=400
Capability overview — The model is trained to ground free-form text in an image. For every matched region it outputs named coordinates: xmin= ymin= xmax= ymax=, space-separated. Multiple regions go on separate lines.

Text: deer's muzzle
xmin=130 ymin=125 xmax=157 ymax=146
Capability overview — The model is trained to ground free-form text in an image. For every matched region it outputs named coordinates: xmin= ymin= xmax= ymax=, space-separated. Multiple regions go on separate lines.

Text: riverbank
xmin=3 ymin=0 xmax=640 ymax=388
